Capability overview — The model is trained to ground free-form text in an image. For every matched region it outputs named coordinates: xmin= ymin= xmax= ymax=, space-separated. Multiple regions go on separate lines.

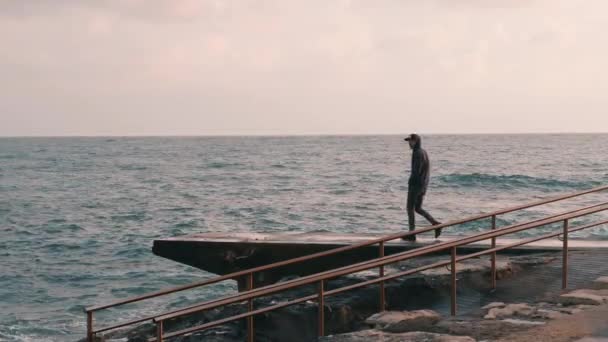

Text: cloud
xmin=0 ymin=1 xmax=206 ymax=23
xmin=1 ymin=0 xmax=608 ymax=135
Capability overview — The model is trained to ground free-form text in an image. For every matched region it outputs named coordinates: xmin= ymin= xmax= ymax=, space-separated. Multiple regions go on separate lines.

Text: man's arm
xmin=410 ymin=150 xmax=423 ymax=185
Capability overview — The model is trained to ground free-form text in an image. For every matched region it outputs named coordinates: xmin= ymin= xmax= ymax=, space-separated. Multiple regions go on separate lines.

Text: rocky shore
xmin=87 ymin=251 xmax=574 ymax=342
xmin=322 ymin=276 xmax=608 ymax=341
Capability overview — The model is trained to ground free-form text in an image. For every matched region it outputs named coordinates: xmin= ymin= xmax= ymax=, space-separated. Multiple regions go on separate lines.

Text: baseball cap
xmin=404 ymin=134 xmax=420 ymax=142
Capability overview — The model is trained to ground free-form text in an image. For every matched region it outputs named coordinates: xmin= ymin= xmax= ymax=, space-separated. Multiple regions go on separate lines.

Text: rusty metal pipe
xmin=318 ymin=280 xmax=325 ymax=337
xmin=154 ymin=217 xmax=608 ymax=341
xmin=153 ymin=260 xmax=452 ymax=342
xmin=456 ymin=219 xmax=608 ymax=262
xmin=148 ymin=203 xmax=608 ymax=329
xmin=491 ymin=214 xmax=497 ymax=289
xmin=155 ymin=202 xmax=608 ymax=326
xmin=154 ymin=204 xmax=608 ymax=323
xmin=156 ymin=320 xmax=163 ymax=342
xmin=89 ymin=187 xmax=608 ymax=340
xmin=563 ymin=219 xmax=569 ymax=290
xmin=379 ymin=241 xmax=385 ymax=312
xmin=451 ymin=247 xmax=457 ymax=316
xmin=150 ymin=294 xmax=318 ymax=342
xmin=86 ymin=311 xmax=93 ymax=342
xmin=247 ymin=273 xmax=254 ymax=342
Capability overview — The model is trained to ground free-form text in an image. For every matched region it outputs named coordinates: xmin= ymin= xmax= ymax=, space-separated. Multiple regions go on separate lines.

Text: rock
xmin=534 ymin=309 xmax=564 ymax=320
xmin=593 ymin=276 xmax=608 ymax=289
xmin=420 ymin=259 xmax=509 ymax=277
xmin=557 ymin=307 xmax=582 ymax=314
xmin=484 ymin=303 xmax=535 ymax=320
xmin=320 ymin=329 xmax=475 ymax=342
xmin=481 ymin=302 xmax=505 ymax=310
xmin=559 ymin=289 xmax=608 ymax=306
xmin=365 ymin=310 xmax=441 ymax=333
xmin=500 ymin=318 xmax=545 ymax=326
xmin=509 ymin=254 xmax=558 ymax=266
xmin=434 ymin=319 xmax=534 ymax=341
xmin=326 ymin=304 xmax=357 ymax=333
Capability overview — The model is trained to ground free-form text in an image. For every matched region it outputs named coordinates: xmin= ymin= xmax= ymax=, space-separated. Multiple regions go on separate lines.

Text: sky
xmin=1 ymin=0 xmax=608 ymax=136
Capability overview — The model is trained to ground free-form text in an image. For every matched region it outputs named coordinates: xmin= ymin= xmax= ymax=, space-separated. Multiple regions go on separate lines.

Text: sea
xmin=1 ymin=134 xmax=608 ymax=341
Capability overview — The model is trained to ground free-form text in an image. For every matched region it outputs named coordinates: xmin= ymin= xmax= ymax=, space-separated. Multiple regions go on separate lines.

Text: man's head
xmin=404 ymin=134 xmax=421 ymax=149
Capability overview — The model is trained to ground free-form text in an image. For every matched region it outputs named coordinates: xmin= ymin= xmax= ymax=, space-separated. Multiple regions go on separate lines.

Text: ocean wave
xmin=172 ymin=220 xmax=198 ymax=230
xmin=306 ymin=228 xmax=332 ymax=233
xmin=111 ymin=212 xmax=147 ymax=223
xmin=42 ymin=242 xmax=82 ymax=252
xmin=438 ymin=173 xmax=600 ymax=190
xmin=43 ymin=223 xmax=84 ymax=234
xmin=113 ymin=246 xmax=150 ymax=258
xmin=0 ymin=153 xmax=27 ymax=159
xmin=117 ymin=165 xmax=147 ymax=171
xmin=158 ymin=207 xmax=194 ymax=212
xmin=111 ymin=285 xmax=160 ymax=297
xmin=329 ymin=189 xmax=352 ymax=195
xmin=205 ymin=161 xmax=241 ymax=169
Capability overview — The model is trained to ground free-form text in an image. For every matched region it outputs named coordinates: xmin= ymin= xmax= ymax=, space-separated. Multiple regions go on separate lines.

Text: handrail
xmin=152 ymin=203 xmax=608 ymax=341
xmin=85 ymin=185 xmax=608 ymax=340
xmin=154 ymin=202 xmax=608 ymax=321
xmin=142 ymin=201 xmax=608 ymax=324
xmin=155 ymin=217 xmax=608 ymax=341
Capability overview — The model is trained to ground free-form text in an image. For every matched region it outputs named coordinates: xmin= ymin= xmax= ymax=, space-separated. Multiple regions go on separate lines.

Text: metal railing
xmin=85 ymin=185 xmax=608 ymax=341
xmin=149 ymin=203 xmax=608 ymax=341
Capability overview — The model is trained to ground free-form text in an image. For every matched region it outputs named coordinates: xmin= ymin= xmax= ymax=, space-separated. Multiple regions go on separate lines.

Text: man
xmin=403 ymin=134 xmax=442 ymax=241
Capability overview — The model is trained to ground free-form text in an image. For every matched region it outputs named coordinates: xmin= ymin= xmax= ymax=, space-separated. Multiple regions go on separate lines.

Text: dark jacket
xmin=408 ymin=139 xmax=430 ymax=192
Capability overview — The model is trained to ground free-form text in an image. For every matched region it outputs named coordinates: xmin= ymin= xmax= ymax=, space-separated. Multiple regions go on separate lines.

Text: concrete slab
xmin=153 ymin=231 xmax=608 ymax=289
xmin=156 ymin=231 xmax=608 ymax=250
xmin=594 ymin=276 xmax=608 ymax=289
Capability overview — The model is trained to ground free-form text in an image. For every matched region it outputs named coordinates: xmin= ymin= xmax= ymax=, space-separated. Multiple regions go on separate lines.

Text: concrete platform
xmin=152 ymin=231 xmax=608 ymax=289
xmin=155 ymin=231 xmax=608 ymax=249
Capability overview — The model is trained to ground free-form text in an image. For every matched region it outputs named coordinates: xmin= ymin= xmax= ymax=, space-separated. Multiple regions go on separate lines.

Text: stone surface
xmin=420 ymin=259 xmax=510 ymax=277
xmin=559 ymin=289 xmax=608 ymax=306
xmin=433 ymin=319 xmax=536 ymax=341
xmin=481 ymin=302 xmax=505 ymax=310
xmin=500 ymin=318 xmax=545 ymax=326
xmin=484 ymin=303 xmax=535 ymax=320
xmin=494 ymin=302 xmax=608 ymax=342
xmin=509 ymin=254 xmax=558 ymax=267
xmin=321 ymin=330 xmax=476 ymax=342
xmin=86 ymin=253 xmax=588 ymax=342
xmin=534 ymin=308 xmax=565 ymax=320
xmin=365 ymin=310 xmax=441 ymax=333
xmin=593 ymin=276 xmax=608 ymax=290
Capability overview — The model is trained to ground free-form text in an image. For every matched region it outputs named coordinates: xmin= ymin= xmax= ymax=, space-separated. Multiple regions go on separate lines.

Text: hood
xmin=411 ymin=134 xmax=422 ymax=149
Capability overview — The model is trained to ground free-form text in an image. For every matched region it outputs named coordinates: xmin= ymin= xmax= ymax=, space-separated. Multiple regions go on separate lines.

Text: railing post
xmin=562 ymin=219 xmax=569 ymax=290
xmin=247 ymin=273 xmax=254 ymax=342
xmin=156 ymin=320 xmax=164 ymax=342
xmin=451 ymin=247 xmax=457 ymax=316
xmin=86 ymin=311 xmax=93 ymax=342
xmin=318 ymin=280 xmax=325 ymax=337
xmin=491 ymin=215 xmax=497 ymax=289
xmin=379 ymin=241 xmax=386 ymax=312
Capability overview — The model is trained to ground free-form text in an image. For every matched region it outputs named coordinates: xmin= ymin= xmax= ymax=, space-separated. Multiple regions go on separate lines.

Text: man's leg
xmin=404 ymin=190 xmax=417 ymax=241
xmin=414 ymin=192 xmax=442 ymax=238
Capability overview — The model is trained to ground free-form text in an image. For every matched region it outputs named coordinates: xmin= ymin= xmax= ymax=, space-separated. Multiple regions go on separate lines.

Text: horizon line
xmin=1 ymin=131 xmax=608 ymax=138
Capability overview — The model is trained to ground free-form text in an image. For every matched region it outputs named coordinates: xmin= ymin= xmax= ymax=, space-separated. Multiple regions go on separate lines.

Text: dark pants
xmin=407 ymin=189 xmax=440 ymax=231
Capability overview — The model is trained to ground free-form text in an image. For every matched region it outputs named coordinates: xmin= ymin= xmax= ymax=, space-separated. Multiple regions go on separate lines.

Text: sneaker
xmin=434 ymin=228 xmax=443 ymax=239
